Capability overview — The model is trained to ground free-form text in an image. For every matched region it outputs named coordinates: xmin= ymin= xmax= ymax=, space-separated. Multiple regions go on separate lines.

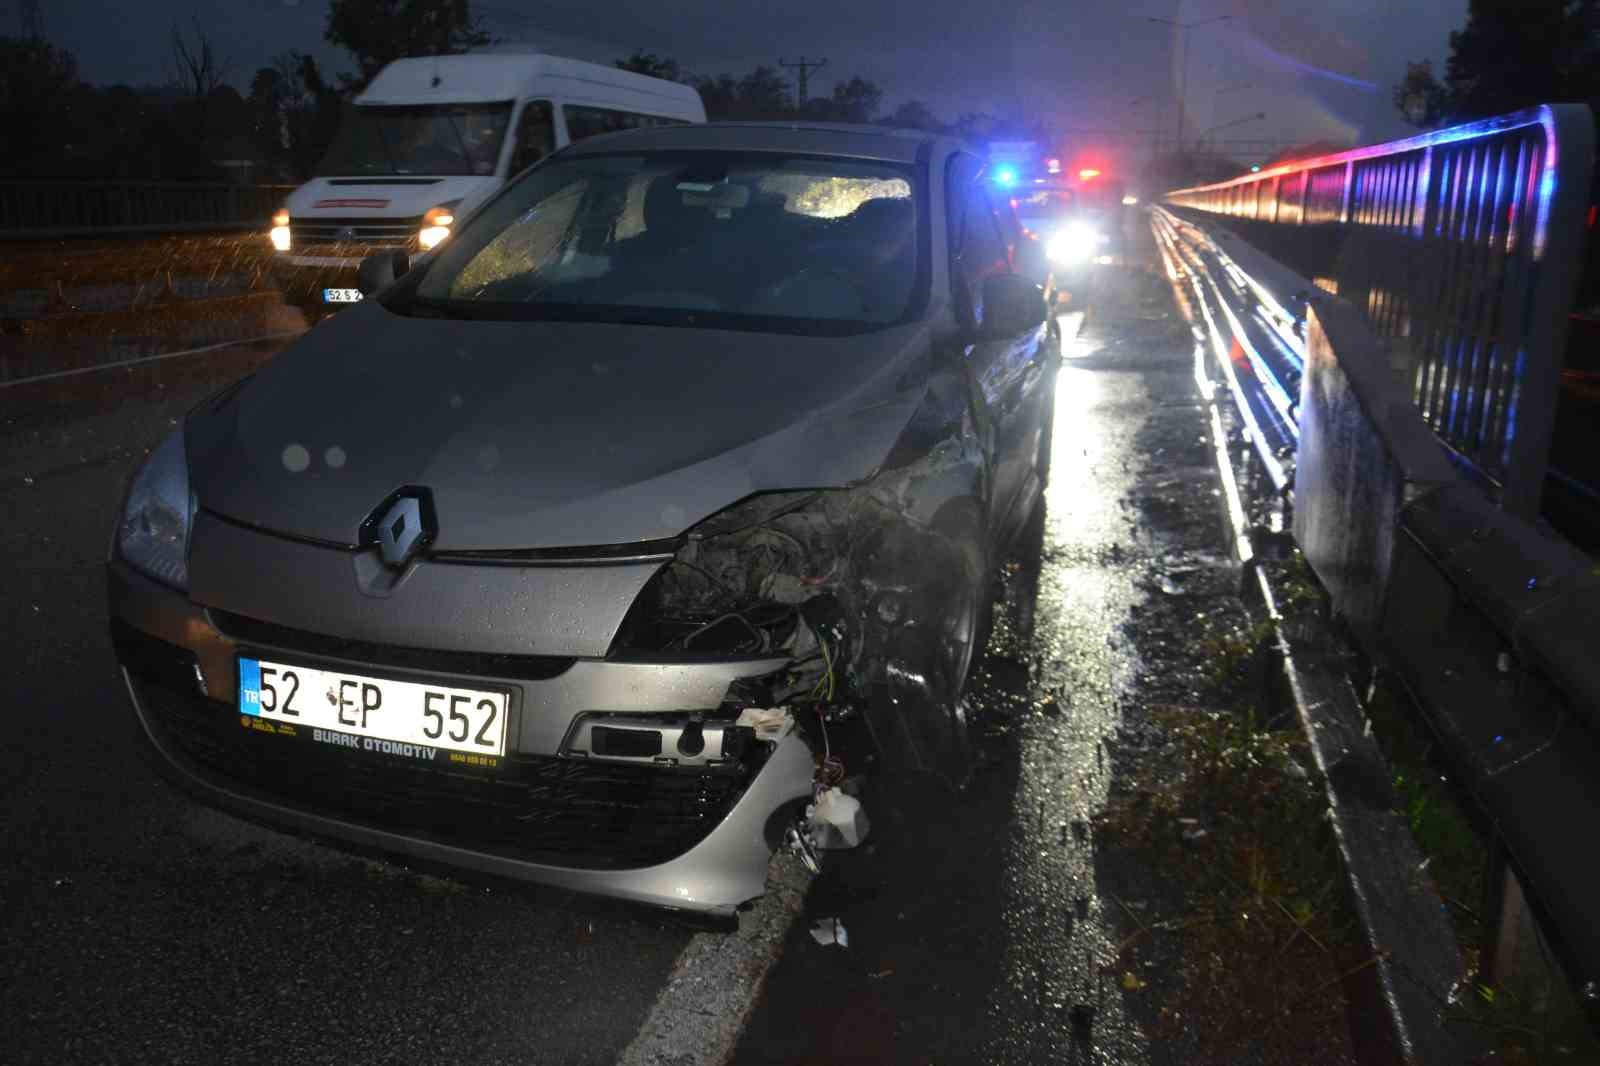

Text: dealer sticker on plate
xmin=323 ymin=288 xmax=363 ymax=304
xmin=238 ymin=657 xmax=509 ymax=761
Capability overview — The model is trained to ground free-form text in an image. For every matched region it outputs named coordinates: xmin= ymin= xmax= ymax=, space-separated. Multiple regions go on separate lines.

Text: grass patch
xmin=1098 ymin=704 xmax=1366 ymax=1062
xmin=1269 ymin=552 xmax=1599 ymax=1062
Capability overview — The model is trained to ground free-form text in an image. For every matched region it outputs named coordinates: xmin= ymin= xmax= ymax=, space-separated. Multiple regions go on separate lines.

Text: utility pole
xmin=779 ymin=56 xmax=827 ymax=111
xmin=1143 ymin=12 xmax=1231 ymax=156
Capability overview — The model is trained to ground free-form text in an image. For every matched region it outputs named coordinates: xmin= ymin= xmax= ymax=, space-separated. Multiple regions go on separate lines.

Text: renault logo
xmin=360 ymin=488 xmax=437 ymax=569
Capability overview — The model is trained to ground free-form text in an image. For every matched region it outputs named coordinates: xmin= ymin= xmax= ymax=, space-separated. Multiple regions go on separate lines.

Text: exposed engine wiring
xmin=667 ymin=558 xmax=740 ymax=596
xmin=679 ymin=611 xmax=765 ymax=651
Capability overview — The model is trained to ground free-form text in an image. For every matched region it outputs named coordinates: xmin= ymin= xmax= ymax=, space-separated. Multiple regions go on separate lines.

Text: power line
xmin=778 ymin=55 xmax=827 ymax=110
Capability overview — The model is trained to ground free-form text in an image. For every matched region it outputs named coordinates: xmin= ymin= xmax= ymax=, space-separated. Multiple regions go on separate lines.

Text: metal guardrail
xmin=1153 ymin=103 xmax=1600 ymax=1050
xmin=0 ymin=182 xmax=296 ymax=240
xmin=1164 ymin=105 xmax=1595 ymax=517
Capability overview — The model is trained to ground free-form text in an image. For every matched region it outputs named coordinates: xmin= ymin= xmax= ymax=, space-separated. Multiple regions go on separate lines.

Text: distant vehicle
xmin=111 ymin=122 xmax=1058 ymax=916
xmin=1009 ymin=181 xmax=1114 ymax=271
xmin=268 ymin=49 xmax=706 ymax=319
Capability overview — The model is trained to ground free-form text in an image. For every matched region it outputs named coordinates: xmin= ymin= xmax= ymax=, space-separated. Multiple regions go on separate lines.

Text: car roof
xmin=560 ymin=122 xmax=947 ymax=164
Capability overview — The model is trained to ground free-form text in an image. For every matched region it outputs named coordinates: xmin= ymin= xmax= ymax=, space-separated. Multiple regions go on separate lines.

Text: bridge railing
xmin=0 ymin=181 xmax=297 ymax=240
xmin=1164 ymin=105 xmax=1595 ymax=517
xmin=1154 ymin=104 xmax=1600 ymax=1052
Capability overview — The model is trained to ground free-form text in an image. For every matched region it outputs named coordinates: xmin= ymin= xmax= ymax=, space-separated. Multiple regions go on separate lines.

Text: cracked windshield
xmin=7 ymin=1 xmax=1600 ymax=1065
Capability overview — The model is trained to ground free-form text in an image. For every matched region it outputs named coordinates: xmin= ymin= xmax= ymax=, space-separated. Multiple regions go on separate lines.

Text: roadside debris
xmin=809 ymin=918 xmax=849 ymax=948
xmin=808 ymin=786 xmax=870 ymax=850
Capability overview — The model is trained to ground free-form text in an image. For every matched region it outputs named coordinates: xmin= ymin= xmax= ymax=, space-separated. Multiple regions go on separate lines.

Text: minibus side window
xmin=562 ymin=105 xmax=688 ymax=143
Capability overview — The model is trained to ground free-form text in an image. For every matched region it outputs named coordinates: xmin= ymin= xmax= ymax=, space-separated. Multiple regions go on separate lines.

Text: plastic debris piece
xmin=1121 ymin=972 xmax=1147 ymax=992
xmin=735 ymin=706 xmax=794 ymax=743
xmin=809 ymin=918 xmax=848 ymax=947
xmin=1181 ymin=827 xmax=1209 ymax=845
xmin=809 ymin=786 xmax=870 ymax=850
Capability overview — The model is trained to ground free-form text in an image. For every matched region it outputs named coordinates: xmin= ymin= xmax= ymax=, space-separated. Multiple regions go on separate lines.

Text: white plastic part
xmin=735 ymin=707 xmax=794 ymax=743
xmin=809 ymin=786 xmax=870 ymax=850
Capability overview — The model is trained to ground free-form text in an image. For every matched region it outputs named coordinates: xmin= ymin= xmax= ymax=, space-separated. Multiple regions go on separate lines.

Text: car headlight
xmin=117 ymin=428 xmax=195 ymax=590
xmin=419 ymin=202 xmax=460 ymax=251
xmin=1046 ymin=221 xmax=1105 ymax=266
xmin=270 ymin=207 xmax=291 ymax=252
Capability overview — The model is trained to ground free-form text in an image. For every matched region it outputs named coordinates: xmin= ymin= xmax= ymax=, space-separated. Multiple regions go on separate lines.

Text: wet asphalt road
xmin=733 ymin=226 xmax=1221 ymax=1065
xmin=2 ymin=216 xmax=1223 ymax=1065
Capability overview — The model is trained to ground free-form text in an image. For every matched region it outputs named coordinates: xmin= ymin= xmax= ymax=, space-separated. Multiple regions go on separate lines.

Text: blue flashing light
xmin=994 ymin=164 xmax=1019 ymax=188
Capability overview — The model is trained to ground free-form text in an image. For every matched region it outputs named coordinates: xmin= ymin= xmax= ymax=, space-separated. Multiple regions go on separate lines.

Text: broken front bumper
xmin=108 ymin=557 xmax=816 ymax=916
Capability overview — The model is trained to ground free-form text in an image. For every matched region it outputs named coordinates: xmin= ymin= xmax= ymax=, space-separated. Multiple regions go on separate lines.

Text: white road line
xmin=617 ymin=853 xmax=812 ymax=1066
xmin=0 ymin=331 xmax=304 ymax=389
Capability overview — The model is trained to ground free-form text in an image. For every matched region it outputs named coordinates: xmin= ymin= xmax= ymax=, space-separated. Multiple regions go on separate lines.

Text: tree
xmin=800 ymin=76 xmax=883 ymax=124
xmin=325 ymin=0 xmax=491 ymax=91
xmin=689 ymin=66 xmax=792 ymax=121
xmin=271 ymin=52 xmax=346 ymax=180
xmin=1392 ymin=60 xmax=1449 ymax=127
xmin=169 ymin=20 xmax=226 ymax=159
xmin=0 ymin=36 xmax=78 ymax=171
xmin=615 ymin=51 xmax=679 ymax=82
xmin=882 ymin=99 xmax=944 ymax=132
xmin=948 ymin=112 xmax=1000 ymax=143
xmin=1395 ymin=0 xmax=1600 ymax=125
xmin=734 ymin=66 xmax=792 ymax=119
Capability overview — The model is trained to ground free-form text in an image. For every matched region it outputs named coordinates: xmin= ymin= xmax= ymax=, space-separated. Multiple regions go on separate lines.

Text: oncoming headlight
xmin=1046 ymin=221 xmax=1105 ymax=266
xmin=419 ymin=203 xmax=459 ymax=251
xmin=116 ymin=428 xmax=195 ymax=590
xmin=270 ymin=208 xmax=291 ymax=252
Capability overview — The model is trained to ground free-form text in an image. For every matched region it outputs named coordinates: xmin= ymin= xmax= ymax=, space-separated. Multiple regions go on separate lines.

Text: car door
xmin=947 ymin=153 xmax=1051 ymax=541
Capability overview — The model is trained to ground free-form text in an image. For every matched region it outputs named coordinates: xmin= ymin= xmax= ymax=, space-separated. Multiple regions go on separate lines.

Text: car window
xmin=411 ymin=151 xmax=925 ymax=335
xmin=562 ymin=105 xmax=691 ymax=144
xmin=948 ymin=155 xmax=1011 ymax=327
xmin=509 ymin=100 xmax=555 ymax=174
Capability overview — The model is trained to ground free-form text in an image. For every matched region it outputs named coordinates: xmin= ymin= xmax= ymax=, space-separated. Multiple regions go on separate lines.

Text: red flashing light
xmin=1079 ymin=168 xmax=1101 ymax=180
xmin=1589 ymin=204 xmax=1597 ymax=229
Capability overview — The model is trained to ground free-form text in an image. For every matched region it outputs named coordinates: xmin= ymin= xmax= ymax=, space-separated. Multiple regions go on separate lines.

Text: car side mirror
xmin=980 ymin=273 xmax=1048 ymax=338
xmin=357 ymin=250 xmax=410 ymax=296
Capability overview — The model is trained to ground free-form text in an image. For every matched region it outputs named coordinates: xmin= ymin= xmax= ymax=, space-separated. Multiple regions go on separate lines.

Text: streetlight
xmin=1143 ymin=12 xmax=1232 ymax=154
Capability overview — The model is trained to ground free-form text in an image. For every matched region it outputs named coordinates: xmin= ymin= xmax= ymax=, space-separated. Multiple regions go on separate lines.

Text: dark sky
xmin=41 ymin=0 xmax=1466 ymax=153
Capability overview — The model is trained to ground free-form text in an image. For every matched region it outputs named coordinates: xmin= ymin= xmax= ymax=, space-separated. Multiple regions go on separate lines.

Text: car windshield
xmin=409 ymin=151 xmax=924 ymax=334
xmin=316 ymin=104 xmax=513 ymax=177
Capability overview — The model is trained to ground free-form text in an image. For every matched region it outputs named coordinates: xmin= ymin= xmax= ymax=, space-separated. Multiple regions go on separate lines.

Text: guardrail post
xmin=1484 ymin=845 xmax=1571 ymax=1019
xmin=1500 ymin=109 xmax=1596 ymax=517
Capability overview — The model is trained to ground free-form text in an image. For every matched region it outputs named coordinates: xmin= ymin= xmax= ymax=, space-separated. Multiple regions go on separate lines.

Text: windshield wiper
xmin=370 ymin=120 xmax=401 ymax=175
xmin=441 ymin=111 xmax=475 ymax=169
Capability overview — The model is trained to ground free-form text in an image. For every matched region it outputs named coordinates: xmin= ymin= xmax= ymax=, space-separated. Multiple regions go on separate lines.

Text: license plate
xmin=323 ymin=288 xmax=363 ymax=303
xmin=238 ymin=658 xmax=509 ymax=757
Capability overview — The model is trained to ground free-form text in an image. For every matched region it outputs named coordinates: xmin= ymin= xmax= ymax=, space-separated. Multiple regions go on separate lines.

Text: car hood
xmin=284 ymin=176 xmax=500 ymax=221
xmin=189 ymin=303 xmax=933 ymax=551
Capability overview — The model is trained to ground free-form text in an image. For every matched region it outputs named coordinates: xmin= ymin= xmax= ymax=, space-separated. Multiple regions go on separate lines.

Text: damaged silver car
xmin=107 ymin=122 xmax=1058 ymax=915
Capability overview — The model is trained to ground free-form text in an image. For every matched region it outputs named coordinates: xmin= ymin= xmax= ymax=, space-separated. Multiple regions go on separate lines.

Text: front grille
xmin=289 ymin=215 xmax=421 ymax=248
xmin=129 ymin=666 xmax=757 ymax=870
xmin=209 ymin=610 xmax=576 ymax=682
